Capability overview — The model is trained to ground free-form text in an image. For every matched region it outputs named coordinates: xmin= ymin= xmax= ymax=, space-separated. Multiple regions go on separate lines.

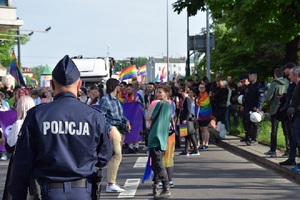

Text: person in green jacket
xmin=264 ymin=68 xmax=289 ymax=157
xmin=146 ymin=84 xmax=172 ymax=199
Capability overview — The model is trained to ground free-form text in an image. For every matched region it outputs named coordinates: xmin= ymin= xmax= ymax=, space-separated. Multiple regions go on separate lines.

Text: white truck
xmin=71 ymin=56 xmax=114 ymax=88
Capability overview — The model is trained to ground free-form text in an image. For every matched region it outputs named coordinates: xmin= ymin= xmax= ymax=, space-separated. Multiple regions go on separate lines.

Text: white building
xmin=0 ymin=0 xmax=23 ymax=32
xmin=146 ymin=57 xmax=195 ymax=83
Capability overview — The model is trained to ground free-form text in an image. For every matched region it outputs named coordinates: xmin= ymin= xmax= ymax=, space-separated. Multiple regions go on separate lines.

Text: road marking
xmin=133 ymin=156 xmax=148 ymax=168
xmin=118 ymin=178 xmax=140 ymax=198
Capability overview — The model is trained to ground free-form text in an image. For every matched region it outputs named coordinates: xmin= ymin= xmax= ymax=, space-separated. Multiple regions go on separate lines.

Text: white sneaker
xmin=106 ymin=183 xmax=125 ymax=193
xmin=158 ymin=181 xmax=174 ymax=188
xmin=158 ymin=182 xmax=163 ymax=189
xmin=0 ymin=153 xmax=7 ymax=161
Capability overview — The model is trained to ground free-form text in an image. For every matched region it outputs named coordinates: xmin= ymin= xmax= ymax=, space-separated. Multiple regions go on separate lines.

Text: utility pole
xmin=186 ymin=10 xmax=190 ymax=77
xmin=206 ymin=5 xmax=210 ymax=80
xmin=17 ymin=27 xmax=21 ymax=68
xmin=166 ymin=0 xmax=170 ymax=82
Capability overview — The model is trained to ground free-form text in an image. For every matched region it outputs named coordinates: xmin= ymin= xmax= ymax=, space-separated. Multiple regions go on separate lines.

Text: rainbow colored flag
xmin=30 ymin=76 xmax=38 ymax=85
xmin=196 ymin=91 xmax=212 ymax=121
xmin=9 ymin=50 xmax=26 ymax=87
xmin=137 ymin=65 xmax=146 ymax=75
xmin=119 ymin=65 xmax=137 ymax=81
xmin=160 ymin=66 xmax=167 ymax=82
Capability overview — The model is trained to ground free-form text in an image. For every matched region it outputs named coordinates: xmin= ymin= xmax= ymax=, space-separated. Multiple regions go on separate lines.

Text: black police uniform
xmin=243 ymin=81 xmax=264 ymax=144
xmin=7 ymin=55 xmax=112 ymax=200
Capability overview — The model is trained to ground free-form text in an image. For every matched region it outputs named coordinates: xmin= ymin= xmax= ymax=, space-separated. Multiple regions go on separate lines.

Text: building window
xmin=0 ymin=0 xmax=8 ymax=6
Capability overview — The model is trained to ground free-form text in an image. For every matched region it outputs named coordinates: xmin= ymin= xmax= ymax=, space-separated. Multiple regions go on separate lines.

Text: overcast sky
xmin=14 ymin=0 xmax=207 ymax=68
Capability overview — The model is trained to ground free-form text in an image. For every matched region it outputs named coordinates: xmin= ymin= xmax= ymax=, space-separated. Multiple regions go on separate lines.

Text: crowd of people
xmin=0 ymin=56 xmax=299 ymax=199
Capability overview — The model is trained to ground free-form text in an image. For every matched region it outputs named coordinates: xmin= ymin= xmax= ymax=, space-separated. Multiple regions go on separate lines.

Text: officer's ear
xmin=50 ymin=80 xmax=55 ymax=90
xmin=77 ymin=80 xmax=82 ymax=91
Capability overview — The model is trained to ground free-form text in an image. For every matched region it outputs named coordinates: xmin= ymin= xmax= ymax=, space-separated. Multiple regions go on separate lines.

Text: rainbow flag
xmin=9 ymin=50 xmax=26 ymax=87
xmin=137 ymin=65 xmax=146 ymax=75
xmin=30 ymin=76 xmax=38 ymax=85
xmin=160 ymin=66 xmax=167 ymax=82
xmin=119 ymin=65 xmax=137 ymax=81
xmin=196 ymin=91 xmax=212 ymax=121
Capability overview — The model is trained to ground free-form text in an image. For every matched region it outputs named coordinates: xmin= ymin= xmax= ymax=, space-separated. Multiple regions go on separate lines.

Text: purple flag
xmin=122 ymin=102 xmax=143 ymax=143
xmin=0 ymin=110 xmax=17 ymax=151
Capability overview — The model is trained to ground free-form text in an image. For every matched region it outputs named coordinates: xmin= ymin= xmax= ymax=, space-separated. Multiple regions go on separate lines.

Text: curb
xmin=217 ymin=140 xmax=300 ymax=185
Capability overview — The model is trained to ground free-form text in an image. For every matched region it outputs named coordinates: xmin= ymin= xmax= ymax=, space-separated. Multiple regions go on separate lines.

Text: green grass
xmin=229 ymin=117 xmax=287 ymax=150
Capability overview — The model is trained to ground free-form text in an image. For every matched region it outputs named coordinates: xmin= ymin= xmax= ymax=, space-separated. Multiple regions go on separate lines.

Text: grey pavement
xmin=218 ymin=135 xmax=300 ymax=184
xmin=0 ymin=135 xmax=300 ymax=199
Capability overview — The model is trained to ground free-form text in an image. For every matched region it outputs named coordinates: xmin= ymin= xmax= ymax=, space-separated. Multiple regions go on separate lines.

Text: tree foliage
xmin=114 ymin=57 xmax=148 ymax=73
xmin=32 ymin=65 xmax=44 ymax=82
xmin=173 ymin=0 xmax=205 ymax=16
xmin=198 ymin=24 xmax=285 ymax=80
xmin=0 ymin=30 xmax=30 ymax=67
xmin=173 ymin=0 xmax=300 ymax=78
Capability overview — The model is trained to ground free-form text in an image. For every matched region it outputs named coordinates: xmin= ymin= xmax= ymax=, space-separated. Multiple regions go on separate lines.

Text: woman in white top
xmin=7 ymin=96 xmax=35 ymax=148
xmin=0 ymin=92 xmax=11 ymax=111
xmin=3 ymin=95 xmax=35 ymax=200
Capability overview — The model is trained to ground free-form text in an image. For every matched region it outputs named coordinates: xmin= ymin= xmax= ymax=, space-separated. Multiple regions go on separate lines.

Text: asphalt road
xmin=1 ymin=144 xmax=300 ymax=199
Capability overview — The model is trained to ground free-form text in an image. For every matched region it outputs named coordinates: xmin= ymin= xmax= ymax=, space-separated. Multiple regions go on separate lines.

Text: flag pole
xmin=13 ymin=50 xmax=21 ymax=86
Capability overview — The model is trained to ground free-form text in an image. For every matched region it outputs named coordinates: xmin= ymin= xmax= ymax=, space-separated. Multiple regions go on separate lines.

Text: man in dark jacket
xmin=241 ymin=70 xmax=264 ymax=145
xmin=279 ymin=63 xmax=297 ymax=166
xmin=8 ymin=55 xmax=112 ymax=199
xmin=264 ymin=68 xmax=289 ymax=157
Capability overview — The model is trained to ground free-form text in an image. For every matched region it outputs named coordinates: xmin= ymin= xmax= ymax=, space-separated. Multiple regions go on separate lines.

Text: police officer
xmin=241 ymin=69 xmax=265 ymax=145
xmin=8 ymin=55 xmax=112 ymax=199
xmin=238 ymin=75 xmax=250 ymax=142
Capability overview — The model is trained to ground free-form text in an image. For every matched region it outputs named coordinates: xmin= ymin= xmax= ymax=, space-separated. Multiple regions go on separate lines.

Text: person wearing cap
xmin=7 ymin=55 xmax=112 ymax=199
xmin=238 ymin=74 xmax=250 ymax=142
xmin=279 ymin=62 xmax=298 ymax=166
xmin=240 ymin=69 xmax=265 ymax=145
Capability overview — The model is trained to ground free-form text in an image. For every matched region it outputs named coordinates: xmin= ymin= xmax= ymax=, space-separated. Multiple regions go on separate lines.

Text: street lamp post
xmin=206 ymin=5 xmax=210 ymax=80
xmin=16 ymin=26 xmax=51 ymax=68
xmin=17 ymin=27 xmax=21 ymax=67
xmin=166 ymin=0 xmax=170 ymax=83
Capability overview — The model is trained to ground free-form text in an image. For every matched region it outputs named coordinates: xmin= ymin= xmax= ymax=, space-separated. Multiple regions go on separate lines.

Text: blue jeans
xmin=39 ymin=180 xmax=92 ymax=200
xmin=293 ymin=116 xmax=300 ymax=149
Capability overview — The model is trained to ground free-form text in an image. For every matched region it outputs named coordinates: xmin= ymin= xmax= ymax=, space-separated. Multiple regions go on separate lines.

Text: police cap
xmin=248 ymin=69 xmax=258 ymax=75
xmin=239 ymin=75 xmax=248 ymax=81
xmin=52 ymin=55 xmax=80 ymax=85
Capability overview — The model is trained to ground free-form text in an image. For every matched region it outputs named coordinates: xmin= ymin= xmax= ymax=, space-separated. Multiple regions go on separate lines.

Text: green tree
xmin=134 ymin=57 xmax=148 ymax=69
xmin=0 ymin=30 xmax=30 ymax=67
xmin=31 ymin=65 xmax=44 ymax=82
xmin=114 ymin=57 xmax=148 ymax=72
xmin=173 ymin=0 xmax=300 ymax=65
xmin=198 ymin=23 xmax=285 ymax=80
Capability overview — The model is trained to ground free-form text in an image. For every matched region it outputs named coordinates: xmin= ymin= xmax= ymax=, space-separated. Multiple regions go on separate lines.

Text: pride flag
xmin=160 ymin=66 xmax=167 ymax=82
xmin=119 ymin=65 xmax=137 ymax=81
xmin=9 ymin=50 xmax=26 ymax=87
xmin=137 ymin=65 xmax=146 ymax=75
xmin=196 ymin=91 xmax=212 ymax=121
xmin=30 ymin=76 xmax=38 ymax=85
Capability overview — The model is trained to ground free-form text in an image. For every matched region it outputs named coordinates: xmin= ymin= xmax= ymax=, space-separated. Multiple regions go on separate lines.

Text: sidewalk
xmin=217 ymin=135 xmax=300 ymax=185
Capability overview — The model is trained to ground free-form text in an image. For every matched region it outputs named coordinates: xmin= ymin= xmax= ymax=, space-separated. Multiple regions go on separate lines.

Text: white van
xmin=71 ymin=56 xmax=114 ymax=88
